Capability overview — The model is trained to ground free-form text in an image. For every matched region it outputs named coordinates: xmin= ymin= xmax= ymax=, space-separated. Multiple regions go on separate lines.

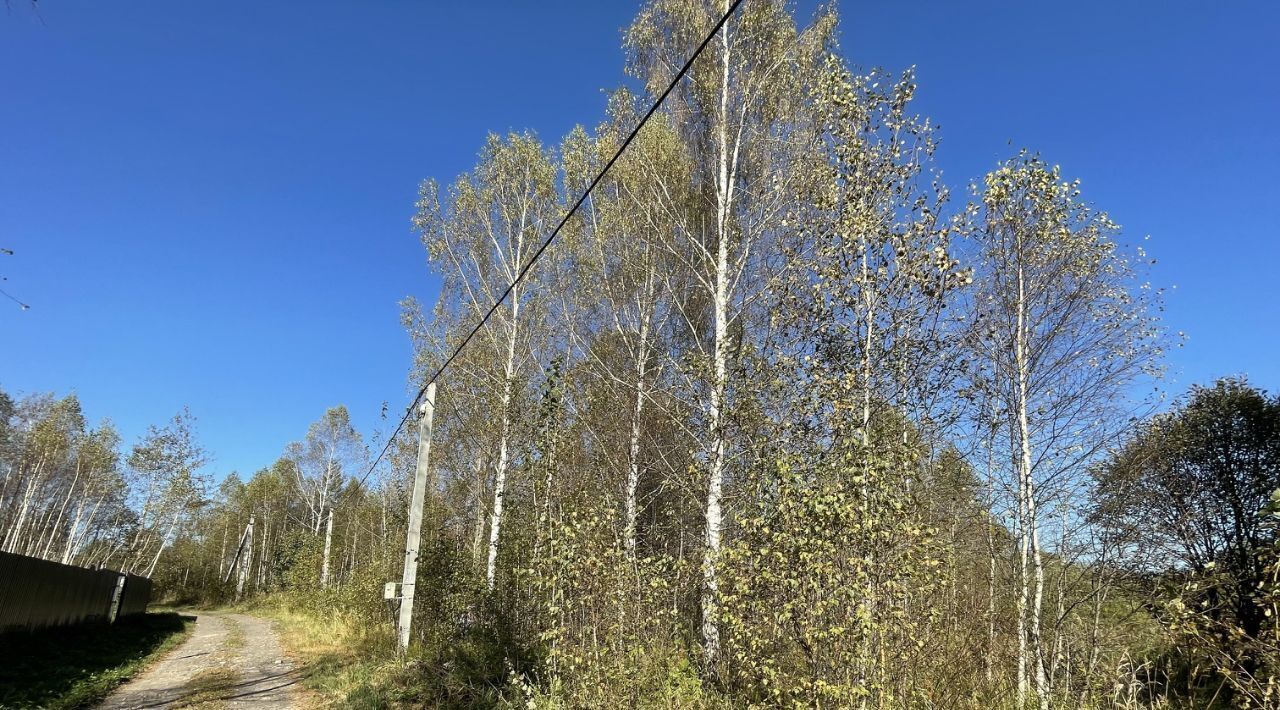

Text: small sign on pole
xmin=384 ymin=582 xmax=399 ymax=601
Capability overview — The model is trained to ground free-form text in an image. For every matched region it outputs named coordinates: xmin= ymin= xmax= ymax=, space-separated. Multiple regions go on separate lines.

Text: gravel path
xmin=97 ymin=612 xmax=300 ymax=709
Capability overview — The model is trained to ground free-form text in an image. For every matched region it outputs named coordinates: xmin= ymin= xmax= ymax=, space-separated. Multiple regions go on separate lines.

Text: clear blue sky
xmin=2 ymin=1 xmax=1276 ymax=480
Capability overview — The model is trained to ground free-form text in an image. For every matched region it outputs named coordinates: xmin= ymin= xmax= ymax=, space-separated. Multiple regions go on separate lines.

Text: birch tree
xmin=625 ymin=0 xmax=830 ymax=667
xmin=561 ymin=95 xmax=690 ymax=556
xmin=288 ymin=405 xmax=363 ymax=586
xmin=0 ymin=394 xmax=83 ymax=555
xmin=124 ymin=409 xmax=208 ymax=576
xmin=969 ymin=152 xmax=1164 ymax=706
xmin=413 ymin=132 xmax=559 ymax=589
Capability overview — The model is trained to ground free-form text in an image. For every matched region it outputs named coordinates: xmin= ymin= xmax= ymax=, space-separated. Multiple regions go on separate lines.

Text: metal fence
xmin=0 ymin=551 xmax=151 ymax=633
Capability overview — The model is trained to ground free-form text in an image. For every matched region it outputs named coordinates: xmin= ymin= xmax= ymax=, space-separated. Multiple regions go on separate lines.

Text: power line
xmin=346 ymin=0 xmax=745 ymax=497
xmin=1 ymin=250 xmax=28 ymax=310
xmin=0 ymin=286 xmax=29 ymax=310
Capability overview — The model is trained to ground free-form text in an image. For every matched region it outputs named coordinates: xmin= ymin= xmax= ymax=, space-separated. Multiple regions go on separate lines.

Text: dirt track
xmin=97 ymin=612 xmax=300 ymax=709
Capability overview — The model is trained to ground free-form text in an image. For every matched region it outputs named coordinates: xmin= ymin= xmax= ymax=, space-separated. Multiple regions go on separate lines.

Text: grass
xmin=0 ymin=611 xmax=195 ymax=709
xmin=253 ymin=603 xmax=405 ymax=708
xmin=222 ymin=616 xmax=246 ymax=652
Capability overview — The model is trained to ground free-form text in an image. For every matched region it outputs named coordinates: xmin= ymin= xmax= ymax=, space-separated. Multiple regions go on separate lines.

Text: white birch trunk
xmin=472 ymin=455 xmax=488 ymax=569
xmin=236 ymin=517 xmax=255 ymax=601
xmin=62 ymin=500 xmax=87 ymax=565
xmin=1017 ymin=473 xmax=1030 ymax=704
xmin=623 ymin=326 xmax=649 ymax=557
xmin=1050 ymin=505 xmax=1067 ymax=687
xmin=259 ymin=515 xmax=271 ymax=589
xmin=701 ymin=6 xmax=732 ymax=667
xmin=67 ymin=495 xmax=104 ymax=566
xmin=40 ymin=462 xmax=85 ymax=560
xmin=1015 ymin=256 xmax=1048 ymax=709
xmin=145 ymin=512 xmax=180 ymax=578
xmin=3 ymin=456 xmax=45 ymax=553
xmin=217 ymin=518 xmax=229 ymax=580
xmin=486 ymin=288 xmax=519 ymax=590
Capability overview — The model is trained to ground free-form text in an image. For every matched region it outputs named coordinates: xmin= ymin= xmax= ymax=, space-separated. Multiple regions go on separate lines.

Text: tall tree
xmin=624 ymin=0 xmax=830 ymax=667
xmin=561 ymin=93 xmax=689 ymax=557
xmin=1097 ymin=378 xmax=1280 ymax=640
xmin=288 ymin=405 xmax=363 ymax=586
xmin=413 ymin=132 xmax=559 ymax=589
xmin=124 ymin=408 xmax=208 ymax=576
xmin=968 ymin=152 xmax=1164 ymax=706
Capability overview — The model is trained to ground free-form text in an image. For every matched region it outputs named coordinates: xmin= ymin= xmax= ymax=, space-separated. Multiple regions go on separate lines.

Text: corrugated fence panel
xmin=118 ymin=574 xmax=152 ymax=618
xmin=0 ymin=551 xmax=151 ymax=633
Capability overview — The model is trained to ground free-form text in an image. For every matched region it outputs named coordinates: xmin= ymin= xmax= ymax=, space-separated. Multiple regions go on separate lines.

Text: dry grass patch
xmin=256 ymin=605 xmax=399 ymax=708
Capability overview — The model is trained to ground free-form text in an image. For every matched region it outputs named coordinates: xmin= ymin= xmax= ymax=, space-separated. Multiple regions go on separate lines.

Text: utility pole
xmin=321 ymin=507 xmax=334 ymax=586
xmin=236 ymin=515 xmax=255 ymax=601
xmin=397 ymin=383 xmax=436 ymax=653
xmin=223 ymin=516 xmax=252 ymax=584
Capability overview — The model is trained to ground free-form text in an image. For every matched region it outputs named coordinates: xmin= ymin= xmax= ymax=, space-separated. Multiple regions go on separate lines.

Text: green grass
xmin=0 ymin=612 xmax=195 ymax=709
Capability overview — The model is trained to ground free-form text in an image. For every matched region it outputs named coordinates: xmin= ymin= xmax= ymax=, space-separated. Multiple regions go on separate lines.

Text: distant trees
xmin=0 ymin=391 xmax=198 ymax=576
xmin=286 ymin=405 xmax=364 ymax=586
xmin=146 ymin=405 xmax=388 ymax=606
xmin=1096 ymin=378 xmax=1280 ymax=702
xmin=124 ymin=409 xmax=207 ymax=577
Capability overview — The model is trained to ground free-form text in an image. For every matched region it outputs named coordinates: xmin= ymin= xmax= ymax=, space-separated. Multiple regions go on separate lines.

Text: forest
xmin=3 ymin=1 xmax=1278 ymax=707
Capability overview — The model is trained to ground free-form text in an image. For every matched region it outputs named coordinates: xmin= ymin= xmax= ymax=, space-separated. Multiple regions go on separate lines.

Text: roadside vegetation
xmin=3 ymin=0 xmax=1277 ymax=707
xmin=0 ymin=612 xmax=194 ymax=709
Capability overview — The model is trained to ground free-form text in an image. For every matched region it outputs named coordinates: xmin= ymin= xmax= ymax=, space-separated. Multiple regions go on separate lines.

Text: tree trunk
xmin=236 ymin=517 xmax=255 ymax=601
xmin=1015 ymin=256 xmax=1048 ymax=709
xmin=1050 ymin=505 xmax=1068 ymax=687
xmin=3 ymin=455 xmax=46 ymax=553
xmin=984 ymin=418 xmax=999 ymax=685
xmin=40 ymin=461 xmax=85 ymax=560
xmin=623 ymin=325 xmax=649 ymax=557
xmin=146 ymin=512 xmax=181 ymax=578
xmin=1016 ymin=438 xmax=1030 ymax=704
xmin=67 ymin=495 xmax=104 ymax=566
xmin=471 ymin=454 xmax=488 ymax=569
xmin=701 ymin=5 xmax=732 ymax=669
xmin=487 ymin=288 xmax=519 ymax=590
xmin=987 ymin=513 xmax=997 ymax=683
xmin=62 ymin=500 xmax=87 ymax=565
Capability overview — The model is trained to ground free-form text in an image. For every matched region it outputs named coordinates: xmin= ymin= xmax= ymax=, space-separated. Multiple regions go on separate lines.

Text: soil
xmin=96 ymin=612 xmax=300 ymax=709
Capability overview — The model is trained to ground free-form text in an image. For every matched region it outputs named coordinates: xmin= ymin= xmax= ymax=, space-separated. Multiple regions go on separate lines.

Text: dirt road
xmin=97 ymin=611 xmax=301 ymax=709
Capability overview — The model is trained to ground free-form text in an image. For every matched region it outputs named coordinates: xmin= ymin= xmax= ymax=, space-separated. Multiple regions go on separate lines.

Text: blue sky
xmin=1 ymin=1 xmax=1276 ymax=480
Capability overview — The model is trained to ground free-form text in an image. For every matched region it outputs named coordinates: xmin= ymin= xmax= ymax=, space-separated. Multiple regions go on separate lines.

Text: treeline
xmin=0 ymin=390 xmax=205 ymax=577
xmin=163 ymin=405 xmax=393 ymax=603
xmin=11 ymin=1 xmax=1277 ymax=707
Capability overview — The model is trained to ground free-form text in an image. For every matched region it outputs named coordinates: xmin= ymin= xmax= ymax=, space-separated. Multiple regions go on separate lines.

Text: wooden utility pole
xmin=397 ymin=383 xmax=436 ymax=653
